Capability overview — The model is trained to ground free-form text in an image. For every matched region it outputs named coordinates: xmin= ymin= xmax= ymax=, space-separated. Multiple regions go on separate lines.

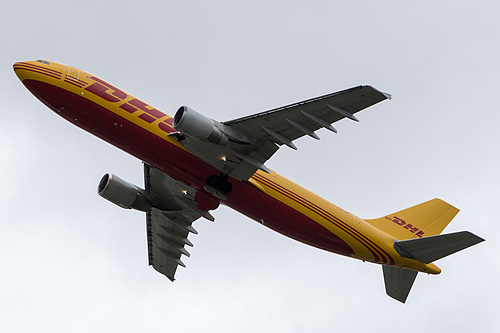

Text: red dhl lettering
xmin=120 ymin=98 xmax=166 ymax=124
xmin=83 ymin=76 xmax=175 ymax=133
xmin=85 ymin=76 xmax=127 ymax=102
xmin=386 ymin=216 xmax=425 ymax=237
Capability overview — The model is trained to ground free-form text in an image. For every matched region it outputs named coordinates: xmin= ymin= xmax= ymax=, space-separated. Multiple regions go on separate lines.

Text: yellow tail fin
xmin=365 ymin=198 xmax=459 ymax=240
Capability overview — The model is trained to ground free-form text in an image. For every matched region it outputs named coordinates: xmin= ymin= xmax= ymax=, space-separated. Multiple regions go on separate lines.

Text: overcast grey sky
xmin=1 ymin=1 xmax=499 ymax=332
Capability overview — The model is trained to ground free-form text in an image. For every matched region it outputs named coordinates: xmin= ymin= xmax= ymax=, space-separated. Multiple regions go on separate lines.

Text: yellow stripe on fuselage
xmin=251 ymin=171 xmax=392 ymax=262
xmin=250 ymin=171 xmax=440 ymax=274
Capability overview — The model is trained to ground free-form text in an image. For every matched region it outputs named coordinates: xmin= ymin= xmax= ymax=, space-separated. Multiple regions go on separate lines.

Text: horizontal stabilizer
xmin=382 ymin=266 xmax=418 ymax=303
xmin=394 ymin=231 xmax=485 ymax=264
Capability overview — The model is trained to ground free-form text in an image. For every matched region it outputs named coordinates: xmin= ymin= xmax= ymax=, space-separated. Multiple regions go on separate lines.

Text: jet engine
xmin=98 ymin=174 xmax=152 ymax=212
xmin=173 ymin=106 xmax=229 ymax=145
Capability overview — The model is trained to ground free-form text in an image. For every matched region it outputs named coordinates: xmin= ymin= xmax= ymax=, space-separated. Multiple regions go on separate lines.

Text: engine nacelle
xmin=173 ymin=106 xmax=228 ymax=145
xmin=98 ymin=174 xmax=152 ymax=212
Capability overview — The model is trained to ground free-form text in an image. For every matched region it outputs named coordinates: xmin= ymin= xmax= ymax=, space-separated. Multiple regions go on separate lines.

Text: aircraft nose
xmin=13 ymin=61 xmax=27 ymax=81
xmin=13 ymin=60 xmax=60 ymax=82
xmin=13 ymin=61 xmax=39 ymax=82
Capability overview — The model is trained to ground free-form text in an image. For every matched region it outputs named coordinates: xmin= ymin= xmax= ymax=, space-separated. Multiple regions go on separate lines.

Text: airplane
xmin=13 ymin=59 xmax=484 ymax=303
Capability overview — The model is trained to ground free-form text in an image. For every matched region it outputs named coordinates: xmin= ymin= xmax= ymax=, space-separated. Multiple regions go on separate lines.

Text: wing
xmin=144 ymin=164 xmax=214 ymax=281
xmin=222 ymin=85 xmax=391 ymax=179
xmin=173 ymin=85 xmax=391 ymax=181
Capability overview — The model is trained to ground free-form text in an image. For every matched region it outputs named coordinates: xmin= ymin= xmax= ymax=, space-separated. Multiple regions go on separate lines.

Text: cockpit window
xmin=37 ymin=60 xmax=43 ymax=63
xmin=43 ymin=61 xmax=50 ymax=65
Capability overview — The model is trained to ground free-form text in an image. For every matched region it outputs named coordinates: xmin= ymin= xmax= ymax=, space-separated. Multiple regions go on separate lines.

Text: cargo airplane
xmin=14 ymin=60 xmax=484 ymax=303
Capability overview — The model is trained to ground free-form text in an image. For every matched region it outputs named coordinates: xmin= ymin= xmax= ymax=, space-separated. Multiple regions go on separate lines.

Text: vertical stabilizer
xmin=382 ymin=266 xmax=418 ymax=303
xmin=365 ymin=198 xmax=459 ymax=240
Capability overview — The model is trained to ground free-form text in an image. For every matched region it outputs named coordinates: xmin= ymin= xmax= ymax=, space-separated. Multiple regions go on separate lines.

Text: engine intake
xmin=98 ymin=174 xmax=152 ymax=212
xmin=173 ymin=106 xmax=228 ymax=145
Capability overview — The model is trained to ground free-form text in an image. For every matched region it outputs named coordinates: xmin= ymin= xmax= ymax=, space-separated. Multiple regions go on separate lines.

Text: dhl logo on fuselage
xmin=83 ymin=75 xmax=176 ymax=134
xmin=15 ymin=60 xmax=178 ymax=139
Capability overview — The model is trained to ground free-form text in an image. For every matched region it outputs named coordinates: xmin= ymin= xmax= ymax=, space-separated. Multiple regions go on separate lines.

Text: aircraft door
xmin=66 ymin=66 xmax=81 ymax=80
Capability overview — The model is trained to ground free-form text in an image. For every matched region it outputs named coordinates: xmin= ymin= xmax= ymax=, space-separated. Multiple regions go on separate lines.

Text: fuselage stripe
xmin=253 ymin=173 xmax=394 ymax=264
xmin=14 ymin=66 xmax=61 ymax=80
xmin=16 ymin=62 xmax=63 ymax=75
xmin=253 ymin=174 xmax=382 ymax=263
xmin=64 ymin=79 xmax=85 ymax=88
xmin=254 ymin=174 xmax=389 ymax=263
xmin=14 ymin=63 xmax=62 ymax=76
xmin=65 ymin=76 xmax=87 ymax=86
